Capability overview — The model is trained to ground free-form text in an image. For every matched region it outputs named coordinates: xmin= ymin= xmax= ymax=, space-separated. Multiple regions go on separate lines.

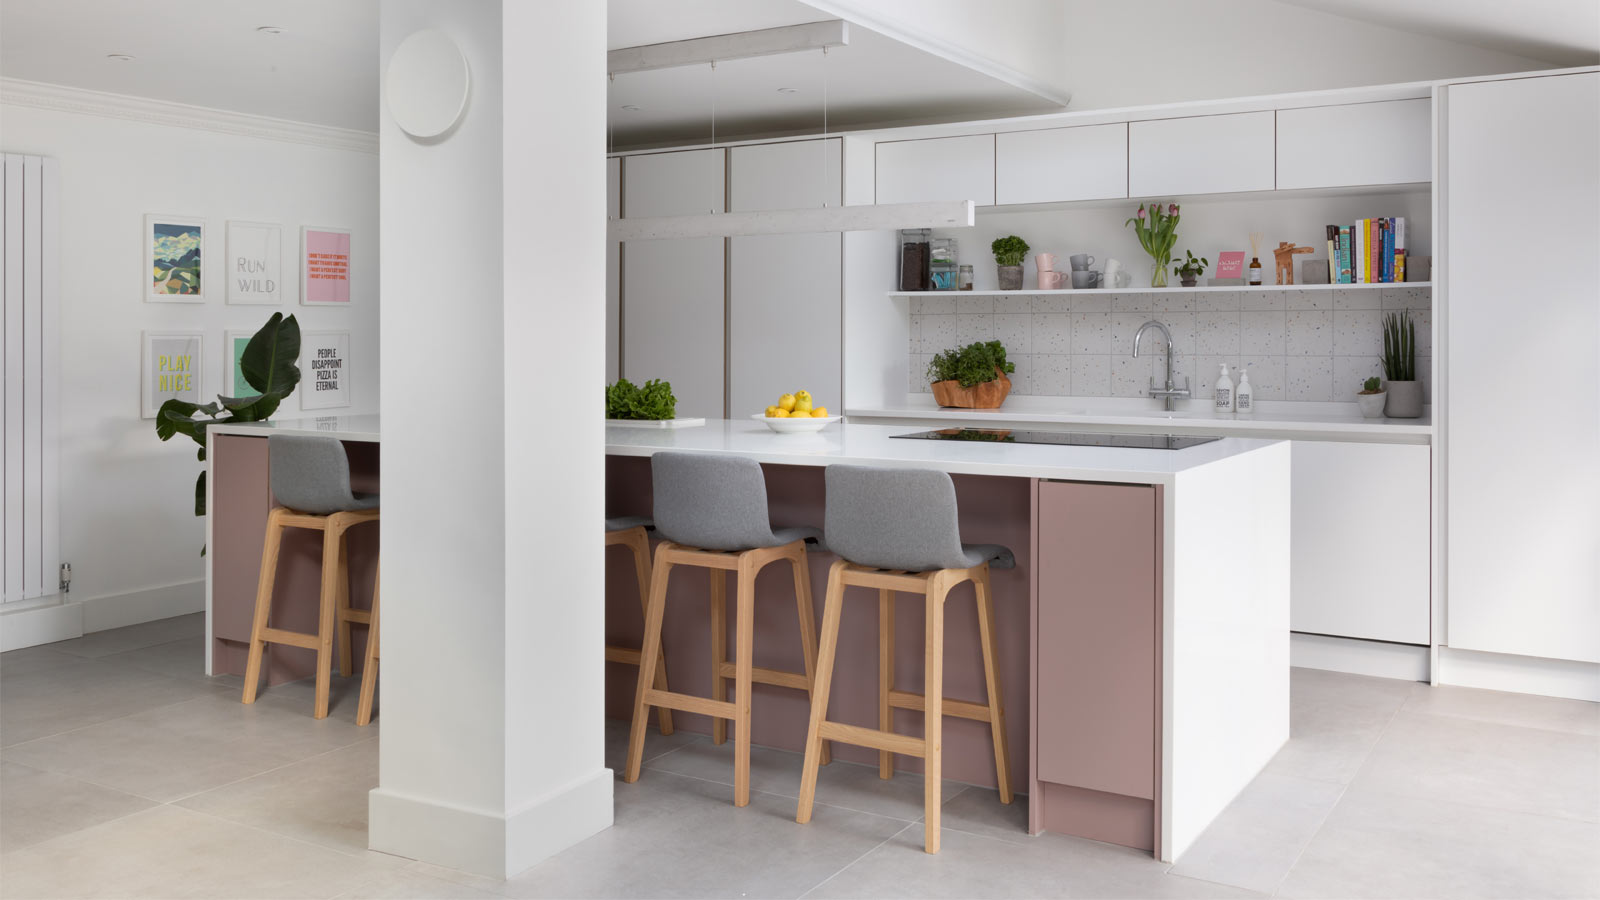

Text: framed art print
xmin=142 ymin=331 xmax=203 ymax=418
xmin=226 ymin=220 xmax=284 ymax=305
xmin=301 ymin=226 xmax=351 ymax=305
xmin=146 ymin=215 xmax=206 ymax=302
xmin=223 ymin=329 xmax=258 ymax=400
xmin=300 ymin=330 xmax=351 ymax=410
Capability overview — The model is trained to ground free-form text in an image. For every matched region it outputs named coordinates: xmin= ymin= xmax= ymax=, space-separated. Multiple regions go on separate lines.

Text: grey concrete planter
xmin=1357 ymin=391 xmax=1387 ymax=418
xmin=1384 ymin=381 xmax=1423 ymax=418
xmin=997 ymin=265 xmax=1023 ymax=290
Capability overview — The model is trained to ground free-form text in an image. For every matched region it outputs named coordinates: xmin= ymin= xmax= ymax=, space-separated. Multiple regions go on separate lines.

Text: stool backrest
xmin=825 ymin=465 xmax=971 ymax=572
xmin=269 ymin=434 xmax=360 ymax=515
xmin=651 ymin=451 xmax=782 ymax=551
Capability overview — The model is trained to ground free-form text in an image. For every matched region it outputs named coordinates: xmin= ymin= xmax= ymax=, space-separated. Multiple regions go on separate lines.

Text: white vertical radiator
xmin=2 ymin=154 xmax=59 ymax=603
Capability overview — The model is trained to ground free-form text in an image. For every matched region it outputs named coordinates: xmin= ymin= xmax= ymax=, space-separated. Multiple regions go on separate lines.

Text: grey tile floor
xmin=1 ymin=613 xmax=1596 ymax=898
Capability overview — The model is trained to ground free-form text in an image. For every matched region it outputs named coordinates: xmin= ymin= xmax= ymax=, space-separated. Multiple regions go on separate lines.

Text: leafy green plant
xmin=1360 ymin=376 xmax=1384 ymax=394
xmin=990 ymin=235 xmax=1030 ymax=267
xmin=606 ymin=378 xmax=677 ymax=420
xmin=1382 ymin=312 xmax=1416 ymax=382
xmin=927 ymin=340 xmax=1016 ymax=388
xmin=1173 ymin=249 xmax=1209 ymax=278
xmin=156 ymin=312 xmax=302 ymax=532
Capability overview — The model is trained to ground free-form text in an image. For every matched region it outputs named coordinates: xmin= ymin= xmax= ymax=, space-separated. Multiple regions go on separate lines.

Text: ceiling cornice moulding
xmin=0 ymin=78 xmax=379 ymax=155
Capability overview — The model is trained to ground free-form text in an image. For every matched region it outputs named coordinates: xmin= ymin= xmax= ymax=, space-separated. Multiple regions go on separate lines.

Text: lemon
xmin=778 ymin=393 xmax=796 ymax=412
xmin=811 ymin=407 xmax=829 ymax=418
xmin=771 ymin=408 xmax=789 ymax=418
xmin=795 ymin=390 xmax=812 ymax=405
xmin=793 ymin=397 xmax=813 ymax=414
xmin=764 ymin=405 xmax=781 ymax=418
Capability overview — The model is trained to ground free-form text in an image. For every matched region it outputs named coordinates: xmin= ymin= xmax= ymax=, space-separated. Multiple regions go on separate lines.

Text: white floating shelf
xmin=890 ymin=281 xmax=1430 ymax=297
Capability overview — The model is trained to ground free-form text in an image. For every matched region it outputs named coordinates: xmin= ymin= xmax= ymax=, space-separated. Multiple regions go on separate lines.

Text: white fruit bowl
xmin=751 ymin=413 xmax=842 ymax=434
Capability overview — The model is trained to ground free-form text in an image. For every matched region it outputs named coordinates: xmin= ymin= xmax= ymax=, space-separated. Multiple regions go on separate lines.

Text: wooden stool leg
xmin=973 ymin=566 xmax=1013 ymax=804
xmin=336 ymin=536 xmax=353 ymax=677
xmin=626 ymin=529 xmax=673 ymax=736
xmin=241 ymin=509 xmax=286 ymax=704
xmin=356 ymin=571 xmax=380 ymax=726
xmin=313 ymin=520 xmax=343 ymax=720
xmin=878 ymin=587 xmax=895 ymax=779
xmin=624 ymin=549 xmax=673 ymax=783
xmin=709 ymin=568 xmax=727 ymax=745
xmin=789 ymin=547 xmax=830 ymax=766
xmin=923 ymin=574 xmax=948 ymax=854
xmin=732 ymin=557 xmax=757 ymax=807
xmin=797 ymin=560 xmax=848 ymax=824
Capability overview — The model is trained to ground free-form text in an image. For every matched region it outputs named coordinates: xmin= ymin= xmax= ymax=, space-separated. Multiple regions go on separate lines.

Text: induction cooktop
xmin=890 ymin=428 xmax=1223 ymax=450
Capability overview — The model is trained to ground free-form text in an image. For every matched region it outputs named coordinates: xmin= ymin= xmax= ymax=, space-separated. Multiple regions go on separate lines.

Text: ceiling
xmin=1276 ymin=0 xmax=1600 ymax=67
xmin=0 ymin=0 xmax=379 ymax=131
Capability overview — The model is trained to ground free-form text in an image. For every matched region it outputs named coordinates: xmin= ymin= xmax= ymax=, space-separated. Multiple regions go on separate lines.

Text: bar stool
xmin=242 ymin=435 xmax=379 ymax=720
xmin=796 ymin=465 xmax=1013 ymax=854
xmin=624 ymin=451 xmax=830 ymax=806
xmin=606 ymin=516 xmax=673 ymax=735
xmin=356 ymin=572 xmax=379 ymax=726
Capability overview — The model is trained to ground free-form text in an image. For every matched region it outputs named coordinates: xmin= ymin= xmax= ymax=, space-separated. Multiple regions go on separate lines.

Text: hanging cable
xmin=709 ymin=61 xmax=717 ymax=214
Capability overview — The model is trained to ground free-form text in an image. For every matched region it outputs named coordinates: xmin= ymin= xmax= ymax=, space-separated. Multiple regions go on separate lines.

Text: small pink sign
xmin=303 ymin=228 xmax=351 ymax=304
xmin=1216 ymin=251 xmax=1246 ymax=279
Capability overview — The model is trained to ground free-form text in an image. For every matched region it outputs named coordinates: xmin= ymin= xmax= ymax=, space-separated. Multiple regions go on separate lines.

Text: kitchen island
xmin=606 ymin=419 xmax=1290 ymax=862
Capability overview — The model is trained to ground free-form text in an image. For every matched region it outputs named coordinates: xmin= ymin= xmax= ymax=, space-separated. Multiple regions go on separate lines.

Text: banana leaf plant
xmin=156 ymin=313 xmax=301 ymax=533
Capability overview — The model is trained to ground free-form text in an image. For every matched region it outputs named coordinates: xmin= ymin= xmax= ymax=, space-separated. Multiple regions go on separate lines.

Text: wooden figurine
xmin=1273 ymin=242 xmax=1313 ymax=285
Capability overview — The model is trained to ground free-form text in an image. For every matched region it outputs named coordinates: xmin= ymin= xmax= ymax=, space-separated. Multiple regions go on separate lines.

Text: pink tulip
xmin=1169 ymin=203 xmax=1178 ymax=215
xmin=1137 ymin=206 xmax=1146 ymax=219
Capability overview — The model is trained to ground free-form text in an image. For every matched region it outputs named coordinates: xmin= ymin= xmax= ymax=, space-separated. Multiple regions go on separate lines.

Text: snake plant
xmin=1382 ymin=311 xmax=1416 ymax=382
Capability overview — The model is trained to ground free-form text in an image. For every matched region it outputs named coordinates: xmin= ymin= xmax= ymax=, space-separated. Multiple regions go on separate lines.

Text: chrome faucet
xmin=1132 ymin=320 xmax=1190 ymax=412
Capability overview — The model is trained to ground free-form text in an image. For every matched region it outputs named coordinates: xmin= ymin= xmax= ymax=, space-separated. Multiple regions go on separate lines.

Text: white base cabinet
xmin=1291 ymin=440 xmax=1431 ymax=645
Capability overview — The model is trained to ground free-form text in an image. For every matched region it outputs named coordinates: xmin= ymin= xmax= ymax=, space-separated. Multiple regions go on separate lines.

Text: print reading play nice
xmin=301 ymin=331 xmax=351 ymax=410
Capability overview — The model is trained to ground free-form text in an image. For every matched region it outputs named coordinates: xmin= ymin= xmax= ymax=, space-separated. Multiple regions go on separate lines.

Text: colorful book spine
xmin=1326 ymin=225 xmax=1337 ymax=283
xmin=1384 ymin=218 xmax=1396 ymax=283
xmin=1395 ymin=217 xmax=1407 ymax=283
xmin=1339 ymin=226 xmax=1352 ymax=283
xmin=1369 ymin=218 xmax=1379 ymax=283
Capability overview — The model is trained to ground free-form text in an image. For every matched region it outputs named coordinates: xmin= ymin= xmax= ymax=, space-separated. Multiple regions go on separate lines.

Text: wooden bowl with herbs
xmin=927 ymin=341 xmax=1015 ymax=409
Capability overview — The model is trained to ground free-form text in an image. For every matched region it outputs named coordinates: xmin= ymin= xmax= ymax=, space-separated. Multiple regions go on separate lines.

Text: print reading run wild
xmin=312 ymin=346 xmax=343 ymax=391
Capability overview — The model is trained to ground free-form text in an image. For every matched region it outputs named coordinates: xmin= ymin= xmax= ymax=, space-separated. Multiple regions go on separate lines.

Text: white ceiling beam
xmin=609 ymin=200 xmax=974 ymax=242
xmin=608 ymin=20 xmax=849 ymax=76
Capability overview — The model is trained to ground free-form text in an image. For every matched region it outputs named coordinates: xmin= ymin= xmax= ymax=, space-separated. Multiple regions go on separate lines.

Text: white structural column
xmin=372 ymin=0 xmax=611 ymax=878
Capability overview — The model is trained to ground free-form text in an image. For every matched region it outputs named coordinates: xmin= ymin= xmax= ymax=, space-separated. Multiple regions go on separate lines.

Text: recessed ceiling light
xmin=255 ymin=25 xmax=284 ymax=35
xmin=620 ymin=105 xmax=641 ymax=111
xmin=106 ymin=53 xmax=135 ymax=61
xmin=777 ymin=87 xmax=799 ymax=94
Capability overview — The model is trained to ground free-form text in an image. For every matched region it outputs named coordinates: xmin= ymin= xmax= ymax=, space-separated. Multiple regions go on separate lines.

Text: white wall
xmin=0 ymin=98 xmax=378 ymax=626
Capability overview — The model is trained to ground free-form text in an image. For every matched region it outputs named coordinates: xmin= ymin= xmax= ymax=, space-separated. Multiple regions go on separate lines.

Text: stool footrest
xmin=644 ymin=689 xmax=737 ymax=720
xmin=339 ymin=609 xmax=372 ymax=625
xmin=886 ymin=690 xmax=992 ymax=723
xmin=817 ymin=720 xmax=926 ymax=758
xmin=606 ymin=646 xmax=642 ymax=666
xmin=716 ymin=661 xmax=810 ymax=691
xmin=259 ymin=627 xmax=319 ymax=650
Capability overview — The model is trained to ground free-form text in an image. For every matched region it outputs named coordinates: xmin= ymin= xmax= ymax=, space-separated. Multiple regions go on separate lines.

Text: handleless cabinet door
xmin=1128 ymin=111 xmax=1274 ymax=196
xmin=875 ymin=134 xmax=995 ymax=206
xmin=996 ymin=124 xmax=1128 ymax=205
xmin=727 ymin=139 xmax=842 ymax=418
xmin=622 ymin=149 xmax=726 ymax=419
xmin=1445 ymin=72 xmax=1600 ymax=663
xmin=1276 ymin=99 xmax=1431 ymax=189
xmin=606 ymin=157 xmax=620 ymax=383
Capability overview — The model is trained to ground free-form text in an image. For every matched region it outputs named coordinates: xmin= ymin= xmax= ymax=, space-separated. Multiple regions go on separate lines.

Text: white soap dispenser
xmin=1235 ymin=367 xmax=1254 ymax=414
xmin=1213 ymin=363 xmax=1235 ymax=413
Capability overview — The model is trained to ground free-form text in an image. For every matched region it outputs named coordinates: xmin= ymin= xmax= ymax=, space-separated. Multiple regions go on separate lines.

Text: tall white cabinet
xmin=1444 ymin=72 xmax=1600 ymax=663
xmin=727 ymin=139 xmax=842 ymax=418
xmin=622 ymin=149 xmax=726 ymax=418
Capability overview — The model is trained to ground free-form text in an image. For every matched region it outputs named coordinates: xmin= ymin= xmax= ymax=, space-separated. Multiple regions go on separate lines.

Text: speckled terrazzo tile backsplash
xmin=908 ymin=287 xmax=1432 ymax=402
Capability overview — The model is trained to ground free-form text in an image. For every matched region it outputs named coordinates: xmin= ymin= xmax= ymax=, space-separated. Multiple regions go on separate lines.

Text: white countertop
xmin=208 ymin=414 xmax=380 ymax=443
xmin=847 ymin=397 xmax=1432 ymax=443
xmin=606 ymin=419 xmax=1280 ymax=485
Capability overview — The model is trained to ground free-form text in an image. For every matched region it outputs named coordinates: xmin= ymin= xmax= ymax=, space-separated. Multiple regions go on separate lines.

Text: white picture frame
xmin=225 ymin=220 xmax=284 ymax=305
xmin=222 ymin=329 xmax=256 ymax=400
xmin=145 ymin=214 xmax=206 ymax=303
xmin=300 ymin=225 xmax=352 ymax=305
xmin=300 ymin=330 xmax=351 ymax=410
xmin=142 ymin=330 xmax=204 ymax=418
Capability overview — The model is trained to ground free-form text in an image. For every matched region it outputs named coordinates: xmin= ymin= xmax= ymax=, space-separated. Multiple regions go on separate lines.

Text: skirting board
xmin=81 ymin=579 xmax=204 ymax=633
xmin=0 ymin=595 xmax=84 ymax=651
xmin=1290 ymin=631 xmax=1429 ymax=682
xmin=368 ymin=768 xmax=613 ymax=879
xmin=1437 ymin=646 xmax=1600 ymax=703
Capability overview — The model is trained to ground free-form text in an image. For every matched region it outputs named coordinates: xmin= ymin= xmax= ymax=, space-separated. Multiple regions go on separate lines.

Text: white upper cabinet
xmin=1128 ymin=111 xmax=1274 ymax=196
xmin=1276 ymin=99 xmax=1431 ymax=189
xmin=995 ymin=124 xmax=1127 ymax=205
xmin=875 ymin=134 xmax=995 ymax=206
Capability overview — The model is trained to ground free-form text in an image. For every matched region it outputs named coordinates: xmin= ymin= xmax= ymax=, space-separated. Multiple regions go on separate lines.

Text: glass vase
xmin=1151 ymin=259 xmax=1169 ymax=288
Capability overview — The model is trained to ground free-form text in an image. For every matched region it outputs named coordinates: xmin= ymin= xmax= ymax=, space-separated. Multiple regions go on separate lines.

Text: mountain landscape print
xmin=147 ymin=216 xmax=204 ymax=300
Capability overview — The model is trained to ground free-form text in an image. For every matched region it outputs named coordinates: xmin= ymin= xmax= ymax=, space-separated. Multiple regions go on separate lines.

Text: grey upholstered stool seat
xmin=604 ymin=515 xmax=673 ymax=736
xmin=625 ymin=452 xmax=831 ymax=806
xmin=243 ymin=435 xmax=380 ymax=722
xmin=796 ymin=464 xmax=1014 ymax=854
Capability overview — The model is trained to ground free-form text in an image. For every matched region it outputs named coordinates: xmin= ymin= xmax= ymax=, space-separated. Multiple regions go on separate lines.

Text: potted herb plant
xmin=1382 ymin=312 xmax=1422 ymax=418
xmin=1356 ymin=375 xmax=1387 ymax=418
xmin=605 ymin=377 xmax=677 ymax=420
xmin=927 ymin=340 xmax=1015 ymax=408
xmin=1174 ymin=250 xmax=1208 ymax=287
xmin=991 ymin=235 xmax=1030 ymax=291
xmin=1126 ymin=201 xmax=1181 ymax=287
